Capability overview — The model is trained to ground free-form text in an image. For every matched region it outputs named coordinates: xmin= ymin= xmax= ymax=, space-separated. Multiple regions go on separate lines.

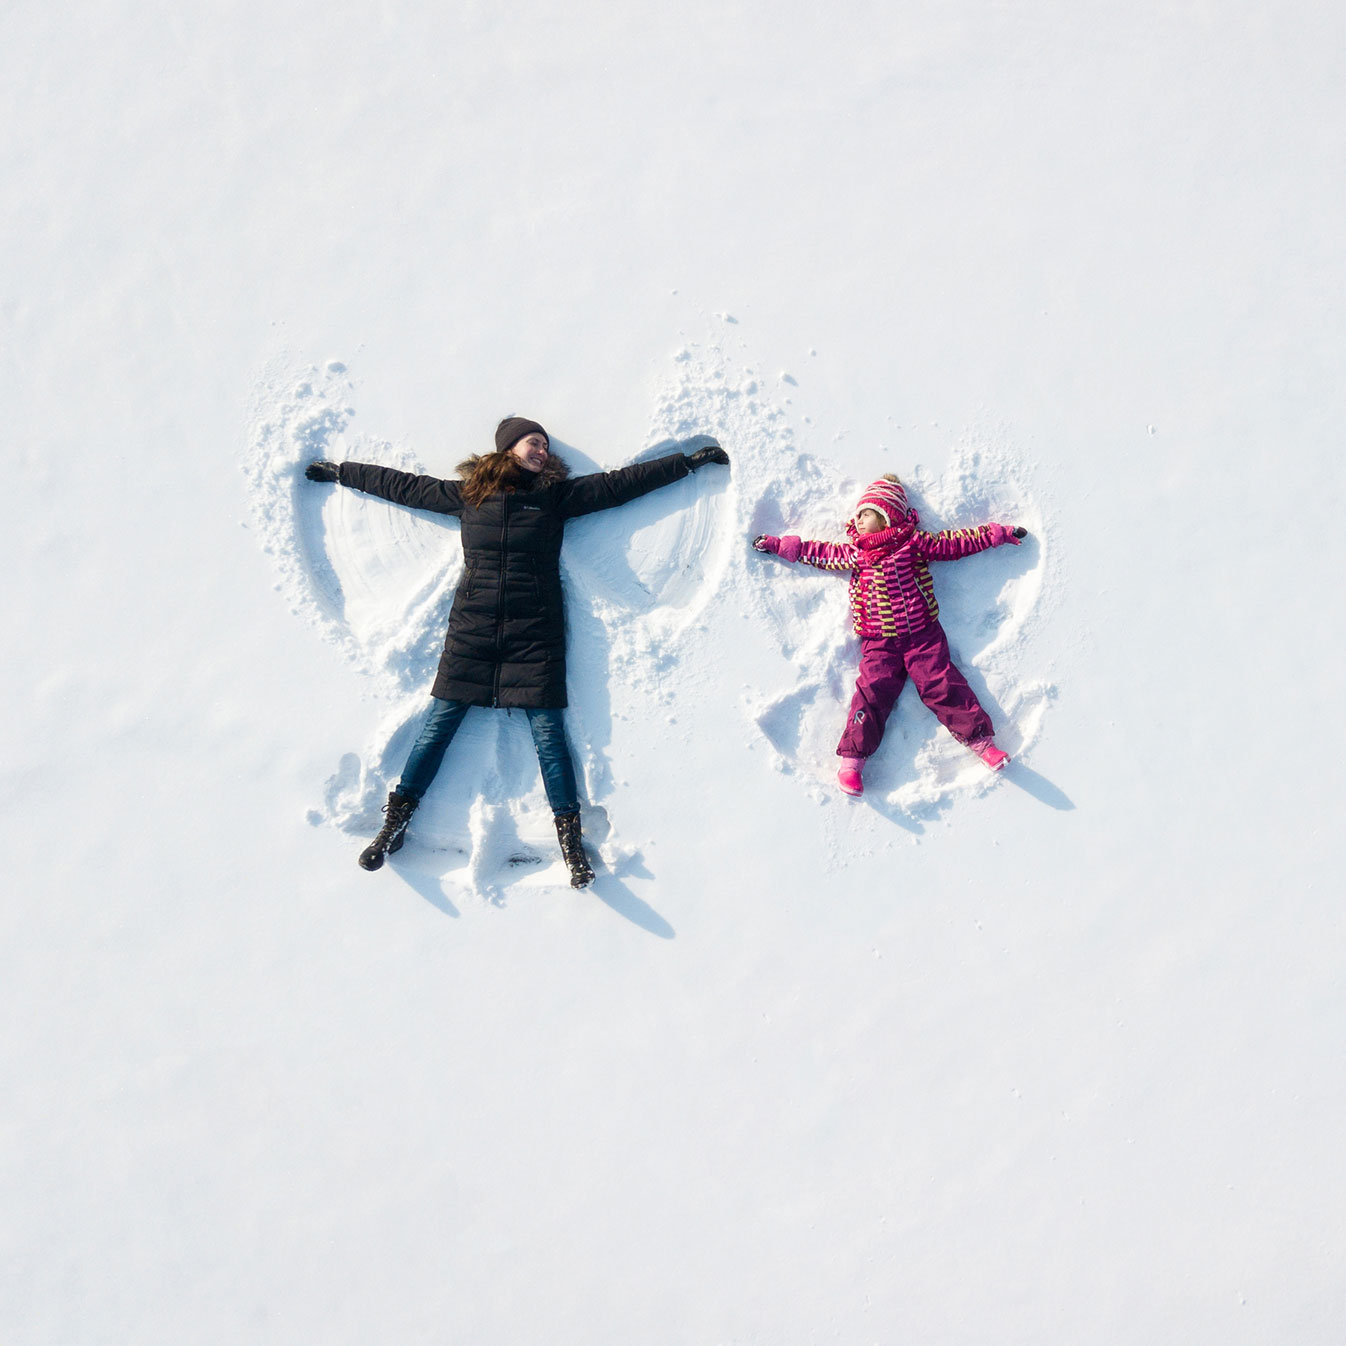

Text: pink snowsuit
xmin=760 ymin=510 xmax=1015 ymax=759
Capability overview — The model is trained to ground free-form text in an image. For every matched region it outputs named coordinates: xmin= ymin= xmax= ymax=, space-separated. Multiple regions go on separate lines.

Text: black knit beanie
xmin=495 ymin=416 xmax=549 ymax=454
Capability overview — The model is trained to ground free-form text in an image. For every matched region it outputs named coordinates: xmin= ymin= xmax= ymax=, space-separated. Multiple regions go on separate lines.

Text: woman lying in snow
xmin=306 ymin=417 xmax=729 ymax=885
xmin=752 ymin=473 xmax=1026 ymax=797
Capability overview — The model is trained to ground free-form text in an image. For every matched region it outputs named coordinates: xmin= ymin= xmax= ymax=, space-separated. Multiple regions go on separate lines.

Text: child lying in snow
xmin=752 ymin=474 xmax=1027 ymax=797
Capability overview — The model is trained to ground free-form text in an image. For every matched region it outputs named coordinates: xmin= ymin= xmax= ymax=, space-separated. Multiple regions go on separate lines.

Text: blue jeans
xmin=396 ymin=697 xmax=580 ymax=815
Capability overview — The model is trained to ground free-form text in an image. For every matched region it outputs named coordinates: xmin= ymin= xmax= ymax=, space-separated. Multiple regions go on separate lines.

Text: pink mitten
xmin=753 ymin=534 xmax=803 ymax=562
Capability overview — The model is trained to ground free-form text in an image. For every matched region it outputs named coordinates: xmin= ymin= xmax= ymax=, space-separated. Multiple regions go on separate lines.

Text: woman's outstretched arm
xmin=307 ymin=460 xmax=464 ymax=516
xmin=555 ymin=447 xmax=726 ymax=519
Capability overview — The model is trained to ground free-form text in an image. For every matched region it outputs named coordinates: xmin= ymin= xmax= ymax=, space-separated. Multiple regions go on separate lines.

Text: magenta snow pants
xmin=837 ymin=622 xmax=993 ymax=759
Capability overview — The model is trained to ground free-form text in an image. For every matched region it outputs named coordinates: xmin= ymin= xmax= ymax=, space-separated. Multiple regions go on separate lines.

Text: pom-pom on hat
xmin=855 ymin=474 xmax=909 ymax=527
xmin=495 ymin=416 xmax=549 ymax=454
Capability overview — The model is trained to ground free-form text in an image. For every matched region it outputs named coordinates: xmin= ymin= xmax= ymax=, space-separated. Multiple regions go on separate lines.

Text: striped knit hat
xmin=855 ymin=475 xmax=909 ymax=527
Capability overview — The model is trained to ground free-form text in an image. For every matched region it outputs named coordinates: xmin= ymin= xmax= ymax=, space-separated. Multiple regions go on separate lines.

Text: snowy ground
xmin=6 ymin=2 xmax=1346 ymax=1342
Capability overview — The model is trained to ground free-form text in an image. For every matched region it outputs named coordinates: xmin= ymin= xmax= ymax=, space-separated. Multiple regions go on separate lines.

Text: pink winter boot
xmin=968 ymin=737 xmax=1010 ymax=771
xmin=837 ymin=756 xmax=865 ymax=796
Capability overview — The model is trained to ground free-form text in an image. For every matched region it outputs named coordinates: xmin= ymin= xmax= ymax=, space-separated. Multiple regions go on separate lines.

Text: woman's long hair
xmin=457 ymin=451 xmax=530 ymax=509
xmin=456 ymin=449 xmax=568 ymax=509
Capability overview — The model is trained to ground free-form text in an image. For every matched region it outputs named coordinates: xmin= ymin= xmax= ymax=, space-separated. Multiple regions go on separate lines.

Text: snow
xmin=6 ymin=1 xmax=1346 ymax=1341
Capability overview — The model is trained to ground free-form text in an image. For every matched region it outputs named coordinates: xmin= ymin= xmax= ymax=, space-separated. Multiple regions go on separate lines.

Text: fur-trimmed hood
xmin=455 ymin=449 xmax=571 ymax=508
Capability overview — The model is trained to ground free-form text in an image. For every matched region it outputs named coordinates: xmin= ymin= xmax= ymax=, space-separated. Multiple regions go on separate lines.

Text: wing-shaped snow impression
xmin=243 ymin=338 xmax=1054 ymax=897
xmin=242 ymin=356 xmax=734 ymax=899
xmin=654 ymin=334 xmax=1057 ymax=824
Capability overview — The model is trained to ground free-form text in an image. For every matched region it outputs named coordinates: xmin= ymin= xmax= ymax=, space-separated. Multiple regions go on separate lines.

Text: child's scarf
xmin=848 ymin=512 xmax=918 ymax=563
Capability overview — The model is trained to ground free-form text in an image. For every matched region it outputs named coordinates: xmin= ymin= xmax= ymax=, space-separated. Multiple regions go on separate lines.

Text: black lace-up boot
xmin=554 ymin=809 xmax=595 ymax=888
xmin=359 ymin=791 xmax=418 ymax=871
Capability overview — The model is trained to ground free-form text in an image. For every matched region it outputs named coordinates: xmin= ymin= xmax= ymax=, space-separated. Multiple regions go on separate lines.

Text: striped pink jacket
xmin=767 ymin=514 xmax=1001 ymax=637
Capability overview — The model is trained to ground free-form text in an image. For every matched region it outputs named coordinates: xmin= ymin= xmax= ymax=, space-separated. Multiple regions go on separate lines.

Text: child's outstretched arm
xmin=752 ymin=534 xmax=857 ymax=570
xmin=914 ymin=522 xmax=1027 ymax=561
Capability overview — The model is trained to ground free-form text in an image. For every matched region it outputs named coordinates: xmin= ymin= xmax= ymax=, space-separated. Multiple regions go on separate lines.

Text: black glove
xmin=685 ymin=445 xmax=729 ymax=471
xmin=305 ymin=460 xmax=340 ymax=483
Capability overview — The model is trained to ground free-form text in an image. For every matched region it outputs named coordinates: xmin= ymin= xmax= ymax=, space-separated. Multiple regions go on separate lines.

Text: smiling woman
xmin=305 ymin=415 xmax=729 ymax=886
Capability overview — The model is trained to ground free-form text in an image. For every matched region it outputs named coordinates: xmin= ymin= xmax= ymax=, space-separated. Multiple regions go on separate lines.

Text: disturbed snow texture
xmin=245 ymin=353 xmax=736 ymax=895
xmin=245 ymin=338 xmax=1054 ymax=892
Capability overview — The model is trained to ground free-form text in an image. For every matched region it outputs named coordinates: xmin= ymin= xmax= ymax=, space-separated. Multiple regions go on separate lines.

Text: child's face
xmin=855 ymin=508 xmax=886 ymax=534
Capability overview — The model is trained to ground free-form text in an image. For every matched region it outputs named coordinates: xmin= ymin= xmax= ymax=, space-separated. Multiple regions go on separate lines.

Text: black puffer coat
xmin=337 ymin=450 xmax=691 ymax=708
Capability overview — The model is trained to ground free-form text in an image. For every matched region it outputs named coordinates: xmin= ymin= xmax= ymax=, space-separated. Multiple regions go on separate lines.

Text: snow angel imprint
xmin=305 ymin=417 xmax=729 ymax=884
xmin=753 ymin=473 xmax=1026 ymax=797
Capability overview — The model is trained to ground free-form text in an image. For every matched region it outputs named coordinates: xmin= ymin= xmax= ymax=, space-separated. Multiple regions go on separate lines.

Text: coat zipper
xmin=492 ymin=503 xmax=508 ymax=706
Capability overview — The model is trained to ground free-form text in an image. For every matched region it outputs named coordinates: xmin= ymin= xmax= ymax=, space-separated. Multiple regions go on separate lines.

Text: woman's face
xmin=510 ymin=433 xmax=550 ymax=473
xmin=855 ymin=507 xmax=887 ymax=534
